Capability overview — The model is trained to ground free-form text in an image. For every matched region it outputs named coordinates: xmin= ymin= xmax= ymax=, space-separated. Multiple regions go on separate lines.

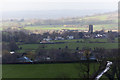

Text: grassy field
xmin=17 ymin=42 xmax=118 ymax=53
xmin=23 ymin=24 xmax=117 ymax=31
xmin=52 ymin=38 xmax=118 ymax=43
xmin=84 ymin=12 xmax=117 ymax=22
xmin=93 ymin=24 xmax=118 ymax=31
xmin=84 ymin=15 xmax=108 ymax=21
xmin=2 ymin=63 xmax=100 ymax=78
xmin=24 ymin=26 xmax=87 ymax=30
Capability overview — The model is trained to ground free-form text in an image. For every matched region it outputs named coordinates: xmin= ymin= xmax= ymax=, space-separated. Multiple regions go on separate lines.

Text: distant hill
xmin=2 ymin=9 xmax=116 ymax=19
xmin=2 ymin=11 xmax=118 ymax=32
xmin=82 ymin=11 xmax=117 ymax=23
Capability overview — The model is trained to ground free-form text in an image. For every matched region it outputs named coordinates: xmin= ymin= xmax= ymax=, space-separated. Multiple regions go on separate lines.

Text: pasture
xmin=24 ymin=26 xmax=87 ymax=30
xmin=2 ymin=63 xmax=100 ymax=78
xmin=17 ymin=42 xmax=118 ymax=53
xmin=23 ymin=24 xmax=117 ymax=31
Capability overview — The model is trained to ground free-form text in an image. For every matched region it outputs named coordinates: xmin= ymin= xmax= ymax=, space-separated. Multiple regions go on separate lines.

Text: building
xmin=89 ymin=25 xmax=93 ymax=33
xmin=18 ymin=56 xmax=33 ymax=62
xmin=40 ymin=40 xmax=52 ymax=44
xmin=55 ymin=37 xmax=64 ymax=40
xmin=81 ymin=56 xmax=97 ymax=60
xmin=67 ymin=36 xmax=74 ymax=40
xmin=10 ymin=51 xmax=15 ymax=54
xmin=43 ymin=36 xmax=52 ymax=41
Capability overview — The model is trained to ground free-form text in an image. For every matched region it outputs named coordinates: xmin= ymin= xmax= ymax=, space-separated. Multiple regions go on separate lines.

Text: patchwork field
xmin=2 ymin=11 xmax=118 ymax=79
xmin=2 ymin=12 xmax=118 ymax=33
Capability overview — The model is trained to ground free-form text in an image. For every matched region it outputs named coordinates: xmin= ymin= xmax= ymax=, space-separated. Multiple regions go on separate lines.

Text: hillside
xmin=2 ymin=11 xmax=118 ymax=32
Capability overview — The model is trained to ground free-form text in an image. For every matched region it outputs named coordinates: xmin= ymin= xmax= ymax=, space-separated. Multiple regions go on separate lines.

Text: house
xmin=81 ymin=56 xmax=97 ymax=60
xmin=40 ymin=36 xmax=53 ymax=43
xmin=40 ymin=40 xmax=50 ymax=43
xmin=46 ymin=57 xmax=51 ymax=60
xmin=78 ymin=50 xmax=84 ymax=54
xmin=95 ymin=34 xmax=103 ymax=38
xmin=43 ymin=38 xmax=52 ymax=41
xmin=55 ymin=37 xmax=64 ymax=40
xmin=34 ymin=56 xmax=51 ymax=61
xmin=94 ymin=34 xmax=107 ymax=38
xmin=43 ymin=36 xmax=52 ymax=41
xmin=84 ymin=34 xmax=91 ymax=38
xmin=18 ymin=56 xmax=33 ymax=62
xmin=67 ymin=36 xmax=74 ymax=40
xmin=10 ymin=51 xmax=15 ymax=54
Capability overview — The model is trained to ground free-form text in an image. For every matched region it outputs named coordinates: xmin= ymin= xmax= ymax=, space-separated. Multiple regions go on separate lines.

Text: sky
xmin=1 ymin=0 xmax=119 ymax=12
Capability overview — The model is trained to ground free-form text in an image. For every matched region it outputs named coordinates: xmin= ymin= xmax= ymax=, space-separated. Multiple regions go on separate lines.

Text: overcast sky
xmin=1 ymin=0 xmax=119 ymax=12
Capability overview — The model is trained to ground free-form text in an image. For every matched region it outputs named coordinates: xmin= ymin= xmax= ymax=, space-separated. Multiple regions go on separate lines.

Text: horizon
xmin=1 ymin=0 xmax=119 ymax=19
xmin=2 ymin=9 xmax=117 ymax=19
xmin=1 ymin=0 xmax=118 ymax=11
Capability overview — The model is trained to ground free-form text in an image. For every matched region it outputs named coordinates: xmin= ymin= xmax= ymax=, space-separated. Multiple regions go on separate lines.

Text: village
xmin=4 ymin=25 xmax=118 ymax=63
xmin=40 ymin=25 xmax=118 ymax=43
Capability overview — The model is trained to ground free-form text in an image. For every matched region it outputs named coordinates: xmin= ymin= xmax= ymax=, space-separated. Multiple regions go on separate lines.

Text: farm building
xmin=18 ymin=56 xmax=33 ymax=62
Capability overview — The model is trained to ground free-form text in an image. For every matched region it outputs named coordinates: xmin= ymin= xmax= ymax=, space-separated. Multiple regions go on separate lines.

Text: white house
xmin=10 ymin=51 xmax=15 ymax=54
xmin=67 ymin=36 xmax=74 ymax=40
xmin=55 ymin=37 xmax=64 ymax=40
xmin=95 ymin=34 xmax=103 ymax=38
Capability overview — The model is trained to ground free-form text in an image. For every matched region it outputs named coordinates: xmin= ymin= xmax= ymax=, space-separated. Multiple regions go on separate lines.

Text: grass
xmin=17 ymin=42 xmax=118 ymax=53
xmin=52 ymin=38 xmax=112 ymax=43
xmin=2 ymin=63 xmax=100 ymax=78
xmin=24 ymin=26 xmax=87 ymax=30
xmin=93 ymin=24 xmax=118 ymax=31
xmin=84 ymin=12 xmax=117 ymax=22
xmin=23 ymin=24 xmax=118 ymax=32
xmin=84 ymin=15 xmax=109 ymax=21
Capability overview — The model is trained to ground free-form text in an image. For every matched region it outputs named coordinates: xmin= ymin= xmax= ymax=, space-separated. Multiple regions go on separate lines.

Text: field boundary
xmin=2 ymin=60 xmax=97 ymax=64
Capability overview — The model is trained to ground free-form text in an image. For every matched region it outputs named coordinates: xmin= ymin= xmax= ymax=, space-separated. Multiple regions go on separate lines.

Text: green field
xmin=24 ymin=26 xmax=87 ymax=30
xmin=52 ymin=38 xmax=118 ymax=43
xmin=0 ymin=27 xmax=2 ymax=31
xmin=84 ymin=12 xmax=117 ymax=22
xmin=84 ymin=15 xmax=109 ymax=21
xmin=2 ymin=63 xmax=100 ymax=78
xmin=93 ymin=24 xmax=118 ymax=31
xmin=23 ymin=24 xmax=117 ymax=31
xmin=17 ymin=42 xmax=118 ymax=53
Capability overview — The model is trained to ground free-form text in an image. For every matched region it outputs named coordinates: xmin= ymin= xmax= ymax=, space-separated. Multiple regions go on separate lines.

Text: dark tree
xmin=8 ymin=41 xmax=19 ymax=51
xmin=76 ymin=47 xmax=79 ymax=50
xmin=65 ymin=46 xmax=68 ymax=49
xmin=79 ymin=32 xmax=84 ymax=38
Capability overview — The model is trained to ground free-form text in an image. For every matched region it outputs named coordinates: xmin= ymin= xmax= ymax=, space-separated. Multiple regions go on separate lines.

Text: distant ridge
xmin=2 ymin=9 xmax=117 ymax=19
